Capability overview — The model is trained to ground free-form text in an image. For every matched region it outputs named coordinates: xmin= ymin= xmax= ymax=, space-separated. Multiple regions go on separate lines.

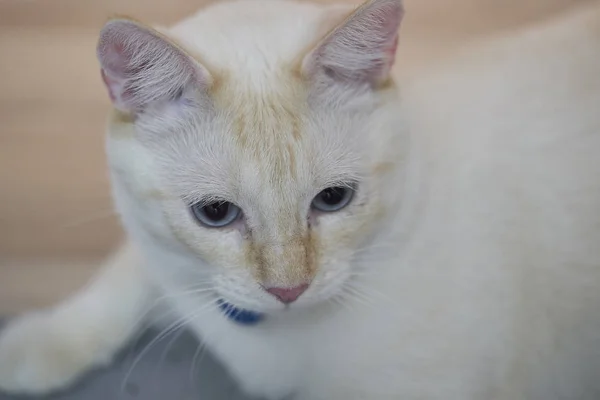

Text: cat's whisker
xmin=121 ymin=317 xmax=191 ymax=392
xmin=351 ymin=245 xmax=399 ymax=268
xmin=350 ymin=281 xmax=394 ymax=306
xmin=120 ymin=298 xmax=219 ymax=392
xmin=148 ymin=279 xmax=214 ymax=304
xmin=120 ymin=283 xmax=213 ymax=352
xmin=330 ymin=295 xmax=350 ymax=313
xmin=345 ymin=284 xmax=376 ymax=303
xmin=187 ymin=303 xmax=226 ymax=386
xmin=346 ymin=270 xmax=397 ymax=304
xmin=154 ymin=323 xmax=190 ymax=380
xmin=340 ymin=275 xmax=394 ymax=312
xmin=153 ymin=286 xmax=215 ymax=303
xmin=189 ymin=340 xmax=209 ymax=384
xmin=341 ymin=286 xmax=376 ymax=310
xmin=118 ymin=299 xmax=186 ymax=365
xmin=333 ymin=289 xmax=360 ymax=314
xmin=347 ymin=283 xmax=393 ymax=311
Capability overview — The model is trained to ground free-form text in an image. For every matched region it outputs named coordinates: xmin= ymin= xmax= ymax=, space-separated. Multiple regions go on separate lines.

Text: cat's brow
xmin=214 ymin=76 xmax=308 ymax=182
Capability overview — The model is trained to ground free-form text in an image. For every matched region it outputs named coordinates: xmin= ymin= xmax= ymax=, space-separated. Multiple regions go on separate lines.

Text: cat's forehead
xmin=214 ymin=75 xmax=309 ymax=179
xmin=169 ymin=0 xmax=327 ymax=76
xmin=150 ymin=79 xmax=358 ymax=207
xmin=212 ymin=73 xmax=364 ymax=187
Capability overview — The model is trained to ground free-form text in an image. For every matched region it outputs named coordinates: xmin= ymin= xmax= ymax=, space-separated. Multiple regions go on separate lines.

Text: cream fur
xmin=1 ymin=0 xmax=600 ymax=399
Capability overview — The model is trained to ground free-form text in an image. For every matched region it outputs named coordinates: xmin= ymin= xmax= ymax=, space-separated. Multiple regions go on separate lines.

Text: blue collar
xmin=218 ymin=300 xmax=264 ymax=326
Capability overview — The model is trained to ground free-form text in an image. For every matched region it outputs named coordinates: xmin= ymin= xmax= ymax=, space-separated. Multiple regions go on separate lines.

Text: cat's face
xmin=101 ymin=0 xmax=404 ymax=312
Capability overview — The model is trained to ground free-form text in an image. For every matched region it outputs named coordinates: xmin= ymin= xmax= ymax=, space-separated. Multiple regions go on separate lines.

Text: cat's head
xmin=99 ymin=0 xmax=405 ymax=313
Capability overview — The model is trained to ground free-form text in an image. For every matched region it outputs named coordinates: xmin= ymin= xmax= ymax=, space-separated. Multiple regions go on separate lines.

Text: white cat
xmin=2 ymin=0 xmax=600 ymax=398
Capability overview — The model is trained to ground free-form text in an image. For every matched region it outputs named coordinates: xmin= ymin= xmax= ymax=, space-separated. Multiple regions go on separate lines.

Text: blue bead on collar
xmin=218 ymin=300 xmax=264 ymax=326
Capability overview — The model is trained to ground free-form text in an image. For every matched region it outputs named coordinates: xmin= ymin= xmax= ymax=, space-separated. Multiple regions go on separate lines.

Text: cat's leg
xmin=0 ymin=243 xmax=151 ymax=395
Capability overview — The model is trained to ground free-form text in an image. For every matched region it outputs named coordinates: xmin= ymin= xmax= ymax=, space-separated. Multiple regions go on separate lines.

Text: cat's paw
xmin=0 ymin=311 xmax=109 ymax=395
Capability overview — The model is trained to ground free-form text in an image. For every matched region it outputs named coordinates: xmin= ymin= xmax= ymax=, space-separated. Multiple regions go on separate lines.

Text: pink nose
xmin=266 ymin=284 xmax=309 ymax=304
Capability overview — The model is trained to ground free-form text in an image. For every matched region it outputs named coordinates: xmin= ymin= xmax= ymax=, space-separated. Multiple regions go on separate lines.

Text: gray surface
xmin=0 ymin=321 xmax=259 ymax=400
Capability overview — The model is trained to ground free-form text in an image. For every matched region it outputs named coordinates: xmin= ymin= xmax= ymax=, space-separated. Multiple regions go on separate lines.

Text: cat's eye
xmin=191 ymin=201 xmax=241 ymax=228
xmin=311 ymin=186 xmax=355 ymax=212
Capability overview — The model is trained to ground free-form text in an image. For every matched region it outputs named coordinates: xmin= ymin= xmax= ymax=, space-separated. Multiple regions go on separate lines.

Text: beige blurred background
xmin=0 ymin=0 xmax=595 ymax=314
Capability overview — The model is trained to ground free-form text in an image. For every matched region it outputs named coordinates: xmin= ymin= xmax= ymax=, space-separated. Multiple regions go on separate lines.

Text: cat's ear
xmin=97 ymin=19 xmax=209 ymax=113
xmin=301 ymin=0 xmax=403 ymax=87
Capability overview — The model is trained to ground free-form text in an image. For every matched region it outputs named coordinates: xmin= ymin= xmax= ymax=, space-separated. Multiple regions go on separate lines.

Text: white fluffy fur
xmin=2 ymin=0 xmax=600 ymax=399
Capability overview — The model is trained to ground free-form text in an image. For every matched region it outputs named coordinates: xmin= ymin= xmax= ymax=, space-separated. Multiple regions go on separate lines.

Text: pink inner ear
xmin=385 ymin=34 xmax=399 ymax=71
xmin=97 ymin=20 xmax=206 ymax=113
xmin=99 ymin=41 xmax=133 ymax=106
xmin=305 ymin=0 xmax=404 ymax=84
xmin=101 ymin=42 xmax=127 ymax=74
xmin=98 ymin=38 xmax=138 ymax=109
xmin=100 ymin=69 xmax=118 ymax=103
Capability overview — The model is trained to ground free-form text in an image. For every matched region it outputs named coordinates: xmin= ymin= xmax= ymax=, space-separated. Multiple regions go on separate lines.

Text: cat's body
xmin=1 ymin=0 xmax=600 ymax=399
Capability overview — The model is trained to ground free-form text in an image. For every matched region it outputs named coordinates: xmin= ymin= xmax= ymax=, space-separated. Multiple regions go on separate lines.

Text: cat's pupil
xmin=320 ymin=188 xmax=346 ymax=205
xmin=203 ymin=202 xmax=229 ymax=221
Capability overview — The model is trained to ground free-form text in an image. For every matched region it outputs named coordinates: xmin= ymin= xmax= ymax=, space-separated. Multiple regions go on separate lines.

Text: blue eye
xmin=191 ymin=201 xmax=241 ymax=227
xmin=311 ymin=186 xmax=354 ymax=212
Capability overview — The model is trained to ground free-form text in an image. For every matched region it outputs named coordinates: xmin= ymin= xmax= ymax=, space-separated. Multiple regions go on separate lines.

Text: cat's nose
xmin=266 ymin=284 xmax=309 ymax=304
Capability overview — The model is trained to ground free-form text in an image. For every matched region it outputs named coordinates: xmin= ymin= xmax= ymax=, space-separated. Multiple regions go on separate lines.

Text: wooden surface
xmin=0 ymin=0 xmax=594 ymax=312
